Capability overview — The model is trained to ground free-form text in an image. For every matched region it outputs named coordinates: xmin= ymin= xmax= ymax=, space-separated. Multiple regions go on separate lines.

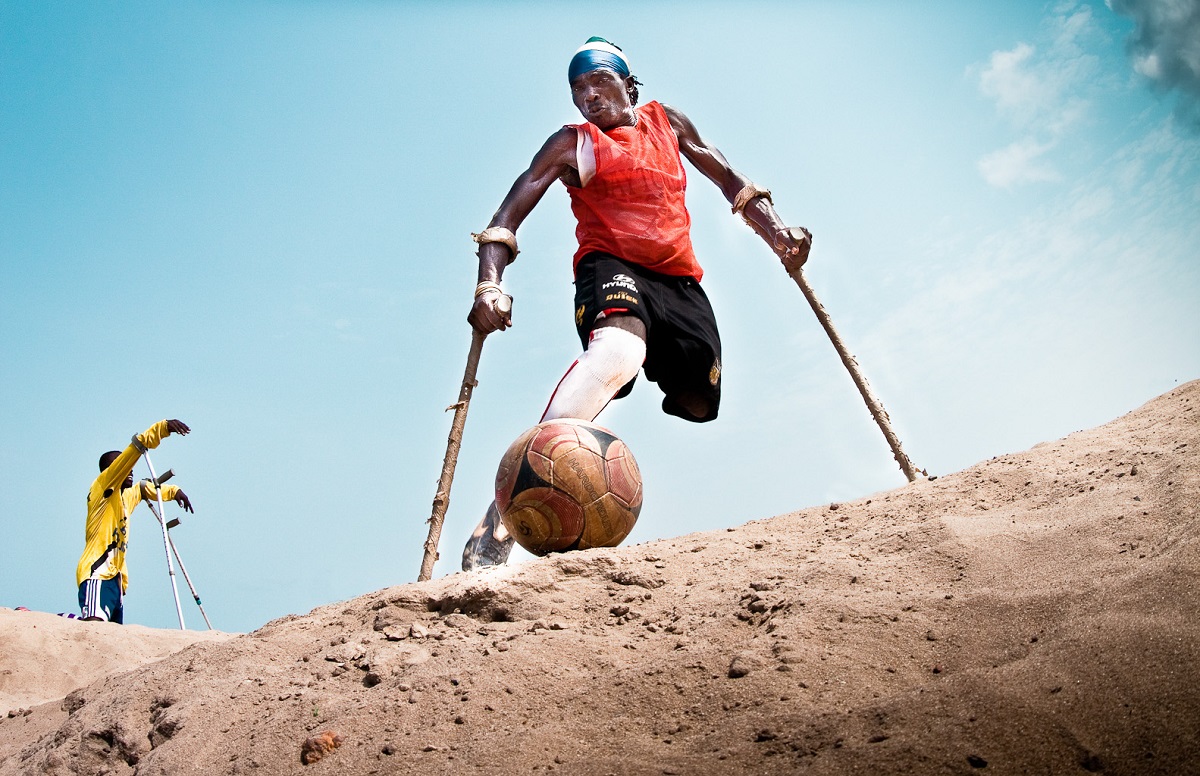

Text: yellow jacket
xmin=75 ymin=421 xmax=180 ymax=592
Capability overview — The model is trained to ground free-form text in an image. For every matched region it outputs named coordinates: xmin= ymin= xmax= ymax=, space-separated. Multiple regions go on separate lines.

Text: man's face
xmin=570 ymin=69 xmax=634 ymax=130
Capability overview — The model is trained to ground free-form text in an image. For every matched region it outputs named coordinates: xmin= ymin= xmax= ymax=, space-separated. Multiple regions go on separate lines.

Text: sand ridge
xmin=1 ymin=381 xmax=1196 ymax=774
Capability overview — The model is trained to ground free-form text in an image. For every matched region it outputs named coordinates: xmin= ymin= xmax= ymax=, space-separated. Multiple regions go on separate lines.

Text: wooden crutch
xmin=790 ymin=267 xmax=923 ymax=482
xmin=418 ymin=296 xmax=510 ymax=581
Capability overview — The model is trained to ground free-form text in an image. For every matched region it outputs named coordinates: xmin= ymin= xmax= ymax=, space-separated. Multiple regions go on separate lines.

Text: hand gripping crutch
xmin=133 ymin=438 xmax=186 ymax=629
xmin=143 ymin=470 xmax=213 ymax=630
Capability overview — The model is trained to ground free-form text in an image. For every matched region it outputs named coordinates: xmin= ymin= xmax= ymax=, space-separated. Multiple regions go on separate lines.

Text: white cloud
xmin=974 ymin=2 xmax=1107 ymax=187
xmin=871 ymin=115 xmax=1198 ymax=379
xmin=854 ymin=114 xmax=1199 ymax=473
xmin=1134 ymin=51 xmax=1162 ymax=79
xmin=980 ymin=43 xmax=1048 ymax=125
xmin=978 ymin=138 xmax=1062 ymax=187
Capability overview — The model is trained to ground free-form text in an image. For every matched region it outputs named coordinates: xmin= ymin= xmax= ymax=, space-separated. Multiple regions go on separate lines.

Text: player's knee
xmin=586 ymin=325 xmax=646 ymax=390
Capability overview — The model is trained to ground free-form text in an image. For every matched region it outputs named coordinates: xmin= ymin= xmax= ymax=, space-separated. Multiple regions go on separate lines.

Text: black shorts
xmin=573 ymin=252 xmax=722 ymax=423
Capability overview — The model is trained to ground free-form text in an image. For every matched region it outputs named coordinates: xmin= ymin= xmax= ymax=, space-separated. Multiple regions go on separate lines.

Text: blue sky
xmin=2 ymin=1 xmax=1197 ymax=632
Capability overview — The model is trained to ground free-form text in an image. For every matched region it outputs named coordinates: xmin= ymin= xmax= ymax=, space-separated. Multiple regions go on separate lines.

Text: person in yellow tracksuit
xmin=76 ymin=419 xmax=193 ymax=623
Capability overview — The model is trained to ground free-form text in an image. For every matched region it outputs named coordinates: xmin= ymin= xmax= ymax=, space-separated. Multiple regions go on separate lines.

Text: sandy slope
xmin=1 ymin=382 xmax=1196 ymax=775
xmin=0 ymin=610 xmax=231 ymax=713
xmin=0 ymin=610 xmax=232 ymax=772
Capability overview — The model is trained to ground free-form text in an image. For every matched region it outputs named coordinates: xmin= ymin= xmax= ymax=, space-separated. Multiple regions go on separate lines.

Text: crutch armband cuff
xmin=130 ymin=435 xmax=148 ymax=453
xmin=471 ymin=227 xmax=519 ymax=263
xmin=731 ymin=184 xmax=773 ymax=216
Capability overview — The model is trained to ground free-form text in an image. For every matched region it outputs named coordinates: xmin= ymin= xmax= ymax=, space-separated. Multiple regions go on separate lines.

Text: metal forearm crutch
xmin=143 ymin=470 xmax=213 ymax=630
xmin=134 ymin=439 xmax=186 ymax=629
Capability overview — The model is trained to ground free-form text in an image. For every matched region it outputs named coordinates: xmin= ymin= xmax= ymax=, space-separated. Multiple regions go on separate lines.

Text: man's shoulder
xmin=531 ymin=126 xmax=579 ymax=171
xmin=88 ymin=471 xmax=116 ymax=498
xmin=542 ymin=124 xmax=577 ymax=138
xmin=651 ymin=101 xmax=685 ymax=123
xmin=638 ymin=100 xmax=665 ymax=118
xmin=540 ymin=125 xmax=580 ymax=152
xmin=641 ymin=101 xmax=689 ymax=134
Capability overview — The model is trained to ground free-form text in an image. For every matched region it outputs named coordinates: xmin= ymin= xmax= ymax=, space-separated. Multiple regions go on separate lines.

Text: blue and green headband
xmin=568 ymin=37 xmax=632 ymax=83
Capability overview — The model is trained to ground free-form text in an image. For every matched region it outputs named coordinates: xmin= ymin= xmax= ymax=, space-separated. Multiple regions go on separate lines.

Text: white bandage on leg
xmin=541 ymin=326 xmax=646 ymax=422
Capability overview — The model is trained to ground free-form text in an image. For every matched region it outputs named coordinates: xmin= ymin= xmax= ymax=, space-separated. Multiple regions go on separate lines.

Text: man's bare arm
xmin=470 ymin=127 xmax=578 ymax=333
xmin=663 ymin=104 xmax=811 ymax=272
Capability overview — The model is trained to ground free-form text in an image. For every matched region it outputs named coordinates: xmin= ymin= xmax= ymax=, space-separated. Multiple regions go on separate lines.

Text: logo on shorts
xmin=709 ymin=357 xmax=722 ymax=386
xmin=602 ymin=274 xmax=638 ymax=293
xmin=604 ymin=292 xmax=639 ymax=306
xmin=576 ymin=304 xmax=585 ymax=326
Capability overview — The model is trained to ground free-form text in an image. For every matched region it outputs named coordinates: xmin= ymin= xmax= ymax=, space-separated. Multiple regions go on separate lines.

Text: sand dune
xmin=1 ymin=381 xmax=1196 ymax=775
xmin=0 ymin=610 xmax=231 ymax=714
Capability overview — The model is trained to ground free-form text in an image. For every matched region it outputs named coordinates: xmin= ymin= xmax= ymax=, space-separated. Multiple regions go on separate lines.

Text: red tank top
xmin=566 ymin=101 xmax=703 ymax=280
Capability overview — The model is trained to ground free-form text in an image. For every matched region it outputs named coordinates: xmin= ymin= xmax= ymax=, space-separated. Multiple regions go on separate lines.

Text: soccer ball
xmin=495 ymin=419 xmax=643 ymax=556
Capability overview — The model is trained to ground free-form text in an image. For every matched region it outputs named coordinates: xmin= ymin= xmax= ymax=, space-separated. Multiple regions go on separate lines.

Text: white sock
xmin=541 ymin=326 xmax=646 ymax=421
